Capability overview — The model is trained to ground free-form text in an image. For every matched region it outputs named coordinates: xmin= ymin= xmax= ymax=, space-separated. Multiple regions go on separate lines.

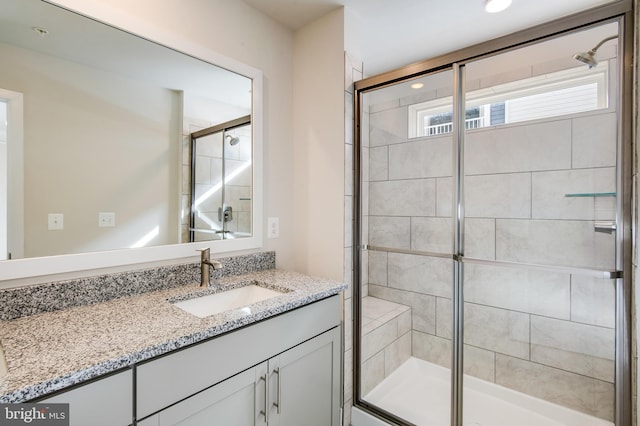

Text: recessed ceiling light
xmin=410 ymin=82 xmax=424 ymax=89
xmin=485 ymin=0 xmax=512 ymax=13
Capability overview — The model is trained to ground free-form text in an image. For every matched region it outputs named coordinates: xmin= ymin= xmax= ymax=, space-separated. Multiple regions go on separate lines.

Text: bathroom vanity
xmin=0 ymin=255 xmax=345 ymax=426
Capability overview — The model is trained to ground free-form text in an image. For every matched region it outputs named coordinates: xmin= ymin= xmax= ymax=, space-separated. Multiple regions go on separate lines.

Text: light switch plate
xmin=267 ymin=217 xmax=279 ymax=239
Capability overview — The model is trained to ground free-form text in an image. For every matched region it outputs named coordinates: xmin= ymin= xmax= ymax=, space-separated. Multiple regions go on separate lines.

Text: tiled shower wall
xmin=343 ymin=51 xmax=363 ymax=426
xmin=363 ymin=64 xmax=618 ymax=420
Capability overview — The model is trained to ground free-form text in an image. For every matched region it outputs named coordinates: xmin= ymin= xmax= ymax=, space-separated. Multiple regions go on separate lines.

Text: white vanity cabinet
xmin=265 ymin=327 xmax=341 ymax=426
xmin=136 ymin=295 xmax=341 ymax=426
xmin=139 ymin=328 xmax=340 ymax=426
xmin=40 ymin=369 xmax=133 ymax=426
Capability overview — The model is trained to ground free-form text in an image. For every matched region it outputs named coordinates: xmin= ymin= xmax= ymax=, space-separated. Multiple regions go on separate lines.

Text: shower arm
xmin=589 ymin=35 xmax=618 ymax=53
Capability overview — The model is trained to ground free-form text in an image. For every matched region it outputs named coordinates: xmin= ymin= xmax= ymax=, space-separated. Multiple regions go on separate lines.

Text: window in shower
xmin=408 ymin=60 xmax=610 ymax=138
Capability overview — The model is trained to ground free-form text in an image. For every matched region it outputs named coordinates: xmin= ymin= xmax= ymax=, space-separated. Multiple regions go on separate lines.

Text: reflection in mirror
xmin=189 ymin=116 xmax=252 ymax=242
xmin=0 ymin=0 xmax=255 ymax=262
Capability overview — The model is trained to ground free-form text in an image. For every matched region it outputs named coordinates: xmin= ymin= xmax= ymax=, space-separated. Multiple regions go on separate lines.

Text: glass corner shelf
xmin=564 ymin=192 xmax=616 ymax=198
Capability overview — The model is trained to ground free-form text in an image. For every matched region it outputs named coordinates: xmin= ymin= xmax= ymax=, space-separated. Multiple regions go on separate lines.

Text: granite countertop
xmin=0 ymin=269 xmax=346 ymax=403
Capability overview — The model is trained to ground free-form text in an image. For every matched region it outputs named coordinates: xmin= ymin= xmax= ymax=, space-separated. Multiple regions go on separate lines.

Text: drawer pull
xmin=273 ymin=368 xmax=281 ymax=414
xmin=259 ymin=374 xmax=268 ymax=422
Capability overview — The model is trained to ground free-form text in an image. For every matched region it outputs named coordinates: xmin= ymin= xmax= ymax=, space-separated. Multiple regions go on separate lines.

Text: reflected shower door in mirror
xmin=189 ymin=116 xmax=252 ymax=242
xmin=0 ymin=0 xmax=259 ymax=264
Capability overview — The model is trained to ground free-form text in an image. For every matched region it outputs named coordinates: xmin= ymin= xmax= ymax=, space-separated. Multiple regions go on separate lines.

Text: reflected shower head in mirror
xmin=225 ymin=134 xmax=240 ymax=146
xmin=573 ymin=35 xmax=617 ymax=68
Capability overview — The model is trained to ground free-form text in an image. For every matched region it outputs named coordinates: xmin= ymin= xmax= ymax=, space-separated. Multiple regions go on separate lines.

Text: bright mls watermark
xmin=0 ymin=404 xmax=69 ymax=425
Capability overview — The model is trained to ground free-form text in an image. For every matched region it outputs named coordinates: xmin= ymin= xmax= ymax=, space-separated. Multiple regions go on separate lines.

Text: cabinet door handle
xmin=273 ymin=367 xmax=281 ymax=414
xmin=259 ymin=374 xmax=268 ymax=422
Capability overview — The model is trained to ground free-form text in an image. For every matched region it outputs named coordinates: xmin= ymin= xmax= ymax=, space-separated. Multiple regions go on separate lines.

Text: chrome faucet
xmin=198 ymin=248 xmax=222 ymax=287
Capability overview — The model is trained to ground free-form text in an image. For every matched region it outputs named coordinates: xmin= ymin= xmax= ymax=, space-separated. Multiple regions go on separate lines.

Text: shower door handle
xmin=594 ymin=221 xmax=616 ymax=234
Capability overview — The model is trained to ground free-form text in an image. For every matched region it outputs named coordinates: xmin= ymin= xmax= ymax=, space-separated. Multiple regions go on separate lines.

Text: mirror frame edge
xmin=0 ymin=0 xmax=265 ymax=282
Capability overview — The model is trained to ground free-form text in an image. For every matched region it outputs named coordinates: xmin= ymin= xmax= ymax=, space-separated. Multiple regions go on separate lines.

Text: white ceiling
xmin=242 ymin=0 xmax=618 ymax=75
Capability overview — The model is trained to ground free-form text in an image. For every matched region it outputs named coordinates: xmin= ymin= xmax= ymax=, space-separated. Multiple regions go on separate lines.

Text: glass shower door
xmin=461 ymin=21 xmax=620 ymax=426
xmin=358 ymin=69 xmax=455 ymax=425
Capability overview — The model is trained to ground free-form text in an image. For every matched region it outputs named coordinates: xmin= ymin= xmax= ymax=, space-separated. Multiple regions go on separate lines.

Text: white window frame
xmin=408 ymin=61 xmax=609 ymax=138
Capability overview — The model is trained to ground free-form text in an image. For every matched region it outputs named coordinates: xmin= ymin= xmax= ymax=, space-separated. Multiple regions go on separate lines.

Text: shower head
xmin=225 ymin=134 xmax=240 ymax=146
xmin=573 ymin=35 xmax=618 ymax=69
xmin=573 ymin=50 xmax=598 ymax=68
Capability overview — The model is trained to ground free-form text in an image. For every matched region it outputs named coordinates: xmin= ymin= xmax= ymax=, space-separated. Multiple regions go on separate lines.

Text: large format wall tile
xmin=368 ymin=250 xmax=388 ymax=286
xmin=369 ymin=216 xmax=410 ymax=249
xmin=362 ymin=317 xmax=400 ymax=360
xmin=370 ymin=106 xmax=408 ymax=146
xmin=571 ymin=275 xmax=616 ymax=328
xmin=463 ymin=263 xmax=571 ymax=319
xmin=387 ymin=253 xmax=452 ymax=298
xmin=388 ymin=137 xmax=453 ymax=179
xmin=464 ymin=303 xmax=530 ymax=360
xmin=531 ymin=167 xmax=616 ymax=220
xmin=361 ymin=350 xmax=385 ymax=396
xmin=370 ymin=146 xmax=389 ymax=181
xmin=411 ymin=217 xmax=453 ymax=254
xmin=369 ymin=179 xmax=436 ymax=216
xmin=413 ymin=330 xmax=450 ymax=368
xmin=530 ymin=315 xmax=615 ymax=382
xmin=495 ymin=219 xmax=616 ymax=269
xmin=465 ymin=120 xmax=572 ymax=175
xmin=465 ymin=173 xmax=532 ymax=219
xmin=413 ymin=330 xmax=496 ymax=383
xmin=370 ymin=285 xmax=436 ymax=334
xmin=439 ymin=300 xmax=530 ymax=359
xmin=465 ymin=219 xmax=496 ymax=259
xmin=495 ymin=354 xmax=614 ymax=421
xmin=385 ymin=332 xmax=412 ymax=375
xmin=464 ymin=345 xmax=496 ymax=383
xmin=436 ymin=177 xmax=453 ymax=217
xmin=436 ymin=297 xmax=452 ymax=338
xmin=572 ymin=113 xmax=617 ymax=169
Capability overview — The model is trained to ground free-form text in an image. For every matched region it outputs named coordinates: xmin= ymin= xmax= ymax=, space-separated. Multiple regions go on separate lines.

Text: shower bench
xmin=360 ymin=296 xmax=412 ymax=395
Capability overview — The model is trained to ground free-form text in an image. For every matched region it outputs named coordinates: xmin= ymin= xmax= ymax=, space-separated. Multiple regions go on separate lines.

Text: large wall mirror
xmin=0 ymin=0 xmax=264 ymax=281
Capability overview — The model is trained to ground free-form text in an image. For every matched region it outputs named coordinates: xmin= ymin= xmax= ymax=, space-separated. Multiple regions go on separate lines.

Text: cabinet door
xmin=268 ymin=327 xmax=341 ymax=426
xmin=143 ymin=363 xmax=268 ymax=426
xmin=40 ymin=369 xmax=132 ymax=426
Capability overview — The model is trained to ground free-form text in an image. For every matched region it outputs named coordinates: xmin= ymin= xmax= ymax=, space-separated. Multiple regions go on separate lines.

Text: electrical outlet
xmin=99 ymin=212 xmax=116 ymax=228
xmin=48 ymin=213 xmax=64 ymax=230
xmin=267 ymin=217 xmax=279 ymax=239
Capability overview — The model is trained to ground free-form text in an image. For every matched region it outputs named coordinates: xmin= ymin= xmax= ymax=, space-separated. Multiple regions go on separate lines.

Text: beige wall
xmin=0 ymin=42 xmax=180 ymax=257
xmin=292 ymin=8 xmax=346 ymax=281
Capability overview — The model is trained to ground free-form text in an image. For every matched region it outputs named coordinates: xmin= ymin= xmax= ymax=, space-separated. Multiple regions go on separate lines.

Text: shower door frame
xmin=351 ymin=2 xmax=634 ymax=425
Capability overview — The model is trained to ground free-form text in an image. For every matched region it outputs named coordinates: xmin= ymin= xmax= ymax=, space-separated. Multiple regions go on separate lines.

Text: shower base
xmin=358 ymin=357 xmax=612 ymax=426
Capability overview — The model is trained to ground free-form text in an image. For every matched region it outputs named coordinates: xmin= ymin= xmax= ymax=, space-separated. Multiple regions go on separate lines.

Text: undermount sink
xmin=172 ymin=284 xmax=285 ymax=318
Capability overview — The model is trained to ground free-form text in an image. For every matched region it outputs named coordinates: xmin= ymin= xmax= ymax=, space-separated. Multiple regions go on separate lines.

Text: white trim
xmin=0 ymin=2 xmax=264 ymax=282
xmin=408 ymin=62 xmax=609 ymax=138
xmin=0 ymin=89 xmax=24 ymax=261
